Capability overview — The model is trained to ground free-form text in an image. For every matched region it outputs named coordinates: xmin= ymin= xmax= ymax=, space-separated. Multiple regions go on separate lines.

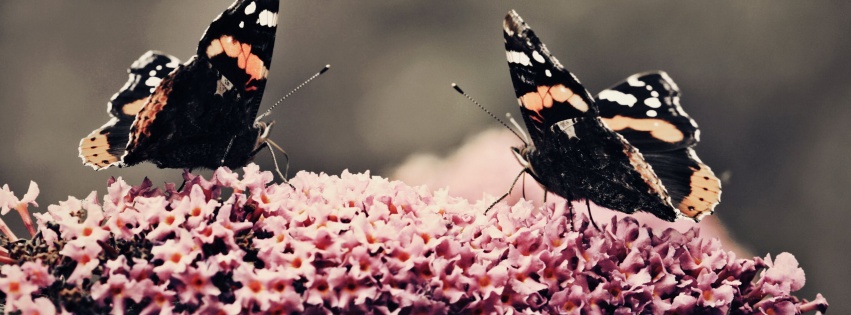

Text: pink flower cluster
xmin=0 ymin=164 xmax=829 ymax=314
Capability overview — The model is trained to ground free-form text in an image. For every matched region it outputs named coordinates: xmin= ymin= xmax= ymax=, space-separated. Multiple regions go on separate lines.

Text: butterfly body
xmin=121 ymin=56 xmax=267 ymax=169
xmin=504 ymin=11 xmax=720 ymax=222
xmin=80 ymin=0 xmax=279 ymax=170
xmin=515 ymin=116 xmax=679 ymax=221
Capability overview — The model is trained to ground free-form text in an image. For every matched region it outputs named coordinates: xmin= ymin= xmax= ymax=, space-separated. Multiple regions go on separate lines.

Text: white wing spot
xmin=646 ymin=85 xmax=653 ymax=91
xmin=545 ymin=69 xmax=552 ymax=77
xmin=165 ymin=56 xmax=180 ymax=69
xmin=644 ymin=97 xmax=662 ymax=108
xmin=155 ymin=65 xmax=162 ymax=70
xmin=554 ymin=119 xmax=579 ymax=139
xmin=257 ymin=10 xmax=278 ymax=27
xmin=145 ymin=77 xmax=162 ymax=87
xmin=647 ymin=110 xmax=658 ymax=117
xmin=149 ymin=70 xmax=157 ymax=77
xmin=531 ymin=51 xmax=545 ymax=63
xmin=651 ymin=91 xmax=659 ymax=97
xmin=506 ymin=50 xmax=532 ymax=66
xmin=599 ymin=89 xmax=637 ymax=107
xmin=245 ymin=1 xmax=257 ymax=14
xmin=627 ymin=74 xmax=646 ymax=87
xmin=239 ymin=21 xmax=245 ymax=28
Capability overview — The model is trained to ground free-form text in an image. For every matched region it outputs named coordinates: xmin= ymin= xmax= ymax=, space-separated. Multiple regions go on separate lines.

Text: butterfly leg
xmin=219 ymin=136 xmax=236 ymax=167
xmin=566 ymin=197 xmax=575 ymax=232
xmin=484 ymin=170 xmax=526 ymax=214
xmin=265 ymin=139 xmax=296 ymax=190
xmin=585 ymin=198 xmax=600 ymax=231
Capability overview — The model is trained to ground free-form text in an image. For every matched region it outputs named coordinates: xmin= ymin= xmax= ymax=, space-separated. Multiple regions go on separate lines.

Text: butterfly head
xmin=254 ymin=120 xmax=274 ymax=149
xmin=511 ymin=144 xmax=539 ymax=179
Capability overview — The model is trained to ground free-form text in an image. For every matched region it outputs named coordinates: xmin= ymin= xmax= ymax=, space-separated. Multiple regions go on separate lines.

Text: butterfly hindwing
xmin=642 ymin=149 xmax=721 ymax=219
xmin=597 ymin=72 xmax=699 ymax=152
xmin=79 ymin=51 xmax=180 ymax=170
xmin=596 ymin=72 xmax=721 ymax=219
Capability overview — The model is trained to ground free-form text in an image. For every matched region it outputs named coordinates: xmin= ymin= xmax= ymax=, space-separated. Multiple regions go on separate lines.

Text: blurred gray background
xmin=0 ymin=1 xmax=848 ymax=311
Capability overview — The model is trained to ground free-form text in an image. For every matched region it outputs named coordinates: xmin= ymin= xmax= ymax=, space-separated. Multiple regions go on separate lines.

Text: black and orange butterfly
xmin=80 ymin=0 xmax=281 ymax=171
xmin=502 ymin=10 xmax=720 ymax=222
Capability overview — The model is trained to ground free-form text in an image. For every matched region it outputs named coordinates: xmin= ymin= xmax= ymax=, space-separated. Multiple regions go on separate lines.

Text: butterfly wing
xmin=122 ymin=0 xmax=279 ymax=169
xmin=597 ymin=72 xmax=698 ymax=152
xmin=199 ymin=0 xmax=278 ymax=117
xmin=79 ymin=51 xmax=180 ymax=169
xmin=596 ymin=72 xmax=721 ymax=219
xmin=503 ymin=10 xmax=599 ymax=147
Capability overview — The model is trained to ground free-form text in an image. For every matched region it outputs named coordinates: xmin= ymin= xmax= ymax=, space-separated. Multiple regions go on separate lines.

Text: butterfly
xmin=80 ymin=0 xmax=280 ymax=171
xmin=503 ymin=10 xmax=721 ymax=222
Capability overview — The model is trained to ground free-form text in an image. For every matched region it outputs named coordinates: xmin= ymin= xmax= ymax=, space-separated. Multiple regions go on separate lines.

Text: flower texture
xmin=0 ymin=164 xmax=828 ymax=314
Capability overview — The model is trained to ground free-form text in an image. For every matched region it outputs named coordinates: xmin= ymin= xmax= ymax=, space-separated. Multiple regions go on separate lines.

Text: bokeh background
xmin=0 ymin=1 xmax=847 ymax=311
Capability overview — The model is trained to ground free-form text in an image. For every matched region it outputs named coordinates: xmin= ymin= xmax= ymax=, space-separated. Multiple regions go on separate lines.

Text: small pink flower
xmin=0 ymin=181 xmax=40 ymax=238
xmin=91 ymin=274 xmax=143 ymax=310
xmin=174 ymin=185 xmax=219 ymax=229
xmin=151 ymin=229 xmax=200 ymax=279
xmin=102 ymin=206 xmax=142 ymax=240
xmin=467 ymin=263 xmax=509 ymax=301
xmin=10 ymin=295 xmax=57 ymax=315
xmin=176 ymin=261 xmax=221 ymax=305
xmin=58 ymin=242 xmax=102 ymax=285
xmin=139 ymin=281 xmax=176 ymax=315
xmin=0 ymin=181 xmax=39 ymax=213
xmin=195 ymin=296 xmax=242 ymax=315
xmin=20 ymin=260 xmax=54 ymax=288
xmin=128 ymin=257 xmax=155 ymax=284
xmin=103 ymin=177 xmax=133 ymax=214
xmin=57 ymin=192 xmax=109 ymax=248
xmin=304 ymin=272 xmax=335 ymax=307
xmin=549 ymin=285 xmax=587 ymax=315
xmin=144 ymin=196 xmax=187 ymax=241
xmin=264 ymin=267 xmax=304 ymax=313
xmin=327 ymin=265 xmax=378 ymax=309
xmin=761 ymin=252 xmax=806 ymax=296
xmin=233 ymin=265 xmax=276 ymax=311
xmin=694 ymin=271 xmax=734 ymax=310
xmin=0 ymin=264 xmax=39 ymax=300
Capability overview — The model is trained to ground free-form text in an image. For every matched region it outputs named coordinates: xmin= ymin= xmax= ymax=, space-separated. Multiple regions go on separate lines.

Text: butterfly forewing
xmin=503 ymin=11 xmax=598 ymax=147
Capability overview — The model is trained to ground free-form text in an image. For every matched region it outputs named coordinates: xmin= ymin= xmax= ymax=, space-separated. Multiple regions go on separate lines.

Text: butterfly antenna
xmin=256 ymin=64 xmax=331 ymax=122
xmin=506 ymin=113 xmax=529 ymax=144
xmin=451 ymin=83 xmax=528 ymax=145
